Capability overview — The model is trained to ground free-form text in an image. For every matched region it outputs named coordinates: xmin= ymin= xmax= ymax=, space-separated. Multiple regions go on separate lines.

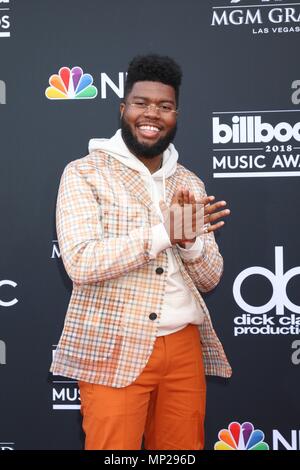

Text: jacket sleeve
xmin=56 ymin=162 xmax=153 ymax=285
xmin=178 ymin=179 xmax=224 ymax=293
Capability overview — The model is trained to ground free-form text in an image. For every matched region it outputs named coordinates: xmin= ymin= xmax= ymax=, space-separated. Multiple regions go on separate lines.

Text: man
xmin=51 ymin=54 xmax=231 ymax=450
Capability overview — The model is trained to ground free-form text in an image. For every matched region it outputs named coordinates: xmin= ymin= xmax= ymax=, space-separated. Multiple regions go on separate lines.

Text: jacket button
xmin=155 ymin=267 xmax=164 ymax=275
xmin=149 ymin=312 xmax=157 ymax=321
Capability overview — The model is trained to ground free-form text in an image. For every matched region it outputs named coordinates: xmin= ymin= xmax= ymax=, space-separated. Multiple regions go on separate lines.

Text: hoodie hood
xmin=89 ymin=129 xmax=178 ymax=220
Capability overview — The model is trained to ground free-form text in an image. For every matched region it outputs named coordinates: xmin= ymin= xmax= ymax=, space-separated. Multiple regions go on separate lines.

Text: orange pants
xmin=78 ymin=324 xmax=206 ymax=450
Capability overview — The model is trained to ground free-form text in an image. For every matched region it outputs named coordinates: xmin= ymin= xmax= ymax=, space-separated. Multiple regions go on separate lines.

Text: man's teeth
xmin=139 ymin=125 xmax=159 ymax=131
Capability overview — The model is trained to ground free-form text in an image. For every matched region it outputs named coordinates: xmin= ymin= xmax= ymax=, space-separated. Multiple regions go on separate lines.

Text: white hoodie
xmin=89 ymin=129 xmax=204 ymax=336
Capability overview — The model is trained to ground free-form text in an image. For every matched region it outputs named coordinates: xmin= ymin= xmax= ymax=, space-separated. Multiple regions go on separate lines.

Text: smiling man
xmin=51 ymin=54 xmax=231 ymax=450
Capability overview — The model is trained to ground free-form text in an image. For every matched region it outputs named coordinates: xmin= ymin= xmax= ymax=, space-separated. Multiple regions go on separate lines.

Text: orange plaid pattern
xmin=50 ymin=151 xmax=232 ymax=386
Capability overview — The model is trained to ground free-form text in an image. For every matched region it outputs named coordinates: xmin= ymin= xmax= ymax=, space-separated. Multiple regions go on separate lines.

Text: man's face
xmin=120 ymin=81 xmax=178 ymax=158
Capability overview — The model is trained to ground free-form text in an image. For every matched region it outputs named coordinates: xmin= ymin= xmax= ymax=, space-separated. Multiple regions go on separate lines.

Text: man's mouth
xmin=137 ymin=124 xmax=161 ymax=139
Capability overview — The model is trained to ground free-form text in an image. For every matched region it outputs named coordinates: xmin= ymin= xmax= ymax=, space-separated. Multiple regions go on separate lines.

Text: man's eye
xmin=134 ymin=102 xmax=146 ymax=107
xmin=160 ymin=105 xmax=173 ymax=111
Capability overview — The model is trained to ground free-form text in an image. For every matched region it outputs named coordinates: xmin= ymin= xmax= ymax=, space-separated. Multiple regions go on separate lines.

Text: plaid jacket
xmin=50 ymin=150 xmax=232 ymax=386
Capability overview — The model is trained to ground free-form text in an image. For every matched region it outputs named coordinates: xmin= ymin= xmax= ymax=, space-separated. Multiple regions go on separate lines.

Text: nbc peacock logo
xmin=45 ymin=66 xmax=98 ymax=100
xmin=215 ymin=421 xmax=269 ymax=450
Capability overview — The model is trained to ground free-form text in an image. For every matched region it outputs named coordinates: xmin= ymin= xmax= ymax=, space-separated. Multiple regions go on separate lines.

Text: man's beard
xmin=121 ymin=117 xmax=177 ymax=159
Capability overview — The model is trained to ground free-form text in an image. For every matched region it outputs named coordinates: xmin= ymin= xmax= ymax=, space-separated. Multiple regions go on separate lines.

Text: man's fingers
xmin=170 ymin=190 xmax=180 ymax=205
xmin=168 ymin=191 xmax=230 ymax=238
xmin=198 ymin=195 xmax=215 ymax=206
xmin=173 ymin=189 xmax=214 ymax=207
xmin=177 ymin=190 xmax=184 ymax=206
xmin=189 ymin=192 xmax=196 ymax=204
xmin=189 ymin=192 xmax=197 ymax=221
xmin=183 ymin=188 xmax=189 ymax=205
xmin=206 ymin=221 xmax=225 ymax=233
xmin=205 ymin=208 xmax=230 ymax=224
xmin=205 ymin=200 xmax=227 ymax=215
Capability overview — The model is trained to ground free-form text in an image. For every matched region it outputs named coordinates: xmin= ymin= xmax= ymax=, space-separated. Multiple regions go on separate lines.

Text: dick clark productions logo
xmin=232 ymin=246 xmax=300 ymax=336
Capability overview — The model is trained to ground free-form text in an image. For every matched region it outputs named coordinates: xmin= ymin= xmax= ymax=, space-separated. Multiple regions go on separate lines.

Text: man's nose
xmin=144 ymin=104 xmax=160 ymax=116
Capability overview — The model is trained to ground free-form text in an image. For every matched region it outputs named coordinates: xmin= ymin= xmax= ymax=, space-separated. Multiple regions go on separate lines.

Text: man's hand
xmin=159 ymin=186 xmax=230 ymax=248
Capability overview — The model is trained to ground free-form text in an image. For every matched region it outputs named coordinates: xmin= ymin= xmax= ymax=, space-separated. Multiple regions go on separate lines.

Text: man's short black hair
xmin=124 ymin=54 xmax=182 ymax=105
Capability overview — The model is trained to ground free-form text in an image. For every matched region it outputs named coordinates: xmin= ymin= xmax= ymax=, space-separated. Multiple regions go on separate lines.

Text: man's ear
xmin=120 ymin=103 xmax=125 ymax=118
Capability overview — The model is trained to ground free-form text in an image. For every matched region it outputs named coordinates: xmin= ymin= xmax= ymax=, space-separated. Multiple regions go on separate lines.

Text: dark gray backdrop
xmin=1 ymin=0 xmax=299 ymax=450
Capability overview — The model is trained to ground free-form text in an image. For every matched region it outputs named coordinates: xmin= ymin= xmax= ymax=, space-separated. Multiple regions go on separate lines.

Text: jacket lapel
xmin=164 ymin=173 xmax=179 ymax=206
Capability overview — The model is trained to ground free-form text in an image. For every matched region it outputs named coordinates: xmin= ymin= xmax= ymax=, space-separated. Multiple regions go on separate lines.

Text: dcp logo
xmin=233 ymin=246 xmax=300 ymax=315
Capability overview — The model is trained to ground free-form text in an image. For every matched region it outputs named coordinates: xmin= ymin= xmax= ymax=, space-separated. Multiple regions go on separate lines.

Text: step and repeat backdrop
xmin=1 ymin=0 xmax=300 ymax=450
